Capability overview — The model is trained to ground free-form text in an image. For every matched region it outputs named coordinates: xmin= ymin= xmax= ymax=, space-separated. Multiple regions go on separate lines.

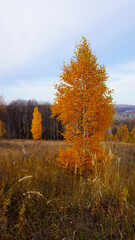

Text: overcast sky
xmin=0 ymin=0 xmax=135 ymax=105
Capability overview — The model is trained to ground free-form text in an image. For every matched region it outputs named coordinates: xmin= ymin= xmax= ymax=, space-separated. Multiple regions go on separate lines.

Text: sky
xmin=0 ymin=0 xmax=135 ymax=105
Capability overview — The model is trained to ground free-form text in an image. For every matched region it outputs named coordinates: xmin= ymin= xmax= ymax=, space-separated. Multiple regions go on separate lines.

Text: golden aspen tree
xmin=121 ymin=124 xmax=129 ymax=142
xmin=115 ymin=128 xmax=123 ymax=142
xmin=31 ymin=106 xmax=42 ymax=140
xmin=0 ymin=96 xmax=6 ymax=138
xmin=0 ymin=120 xmax=6 ymax=138
xmin=51 ymin=37 xmax=114 ymax=174
xmin=130 ymin=126 xmax=135 ymax=142
xmin=114 ymin=133 xmax=119 ymax=142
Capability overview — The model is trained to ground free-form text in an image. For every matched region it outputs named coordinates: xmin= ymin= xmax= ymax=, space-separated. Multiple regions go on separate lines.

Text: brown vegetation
xmin=0 ymin=140 xmax=135 ymax=239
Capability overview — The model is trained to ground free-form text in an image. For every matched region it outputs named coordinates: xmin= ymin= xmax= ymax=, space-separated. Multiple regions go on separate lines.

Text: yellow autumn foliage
xmin=0 ymin=120 xmax=6 ymax=138
xmin=130 ymin=126 xmax=135 ymax=142
xmin=31 ymin=106 xmax=42 ymax=140
xmin=51 ymin=37 xmax=114 ymax=173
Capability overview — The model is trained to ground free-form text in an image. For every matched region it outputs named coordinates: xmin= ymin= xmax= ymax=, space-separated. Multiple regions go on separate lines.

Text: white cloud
xmin=0 ymin=0 xmax=134 ymax=75
xmin=109 ymin=61 xmax=135 ymax=73
xmin=107 ymin=61 xmax=135 ymax=104
xmin=109 ymin=73 xmax=135 ymax=92
xmin=0 ymin=77 xmax=58 ymax=103
xmin=0 ymin=0 xmax=135 ymax=104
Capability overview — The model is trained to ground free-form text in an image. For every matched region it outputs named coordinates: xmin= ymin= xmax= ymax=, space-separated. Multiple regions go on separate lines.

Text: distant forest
xmin=0 ymin=99 xmax=64 ymax=140
xmin=0 ymin=99 xmax=135 ymax=140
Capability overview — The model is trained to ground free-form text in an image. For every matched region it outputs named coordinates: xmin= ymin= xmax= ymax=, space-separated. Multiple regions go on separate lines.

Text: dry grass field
xmin=0 ymin=140 xmax=135 ymax=239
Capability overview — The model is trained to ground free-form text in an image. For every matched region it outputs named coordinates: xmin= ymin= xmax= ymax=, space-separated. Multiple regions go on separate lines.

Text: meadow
xmin=0 ymin=140 xmax=135 ymax=240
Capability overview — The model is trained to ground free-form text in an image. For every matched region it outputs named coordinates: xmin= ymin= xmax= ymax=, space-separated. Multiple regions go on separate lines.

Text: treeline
xmin=105 ymin=118 xmax=135 ymax=142
xmin=0 ymin=99 xmax=64 ymax=140
xmin=1 ymin=98 xmax=135 ymax=142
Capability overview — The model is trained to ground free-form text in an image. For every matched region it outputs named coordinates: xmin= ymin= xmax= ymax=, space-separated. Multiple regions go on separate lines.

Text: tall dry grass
xmin=0 ymin=140 xmax=135 ymax=239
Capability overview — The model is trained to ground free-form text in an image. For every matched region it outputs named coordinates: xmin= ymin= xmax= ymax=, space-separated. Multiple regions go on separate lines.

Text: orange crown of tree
xmin=0 ymin=120 xmax=6 ymax=138
xmin=0 ymin=96 xmax=6 ymax=139
xmin=31 ymin=106 xmax=42 ymax=140
xmin=51 ymin=37 xmax=114 ymax=174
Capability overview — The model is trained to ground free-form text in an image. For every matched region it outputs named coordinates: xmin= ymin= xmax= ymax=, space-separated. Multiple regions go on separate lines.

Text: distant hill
xmin=114 ymin=104 xmax=135 ymax=120
xmin=115 ymin=104 xmax=135 ymax=111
